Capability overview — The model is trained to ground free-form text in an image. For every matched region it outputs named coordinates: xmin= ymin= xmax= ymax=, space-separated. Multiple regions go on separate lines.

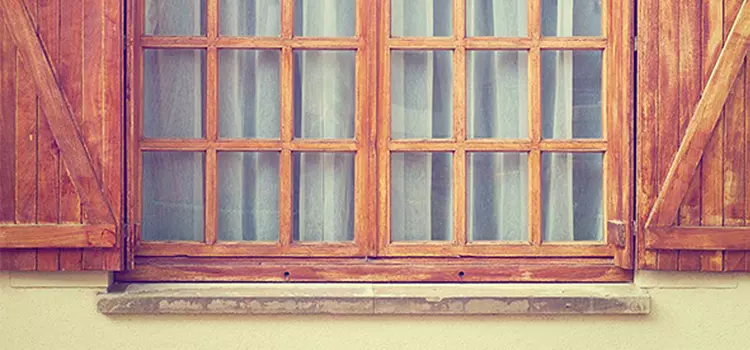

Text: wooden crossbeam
xmin=0 ymin=225 xmax=117 ymax=248
xmin=0 ymin=0 xmax=115 ymax=224
xmin=646 ymin=1 xmax=750 ymax=228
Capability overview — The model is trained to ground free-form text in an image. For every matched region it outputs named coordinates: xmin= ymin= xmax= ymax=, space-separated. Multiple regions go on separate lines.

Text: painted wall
xmin=1 ymin=272 xmax=749 ymax=350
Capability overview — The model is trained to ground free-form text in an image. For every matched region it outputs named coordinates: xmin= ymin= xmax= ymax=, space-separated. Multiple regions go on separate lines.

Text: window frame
xmin=121 ymin=0 xmax=634 ymax=282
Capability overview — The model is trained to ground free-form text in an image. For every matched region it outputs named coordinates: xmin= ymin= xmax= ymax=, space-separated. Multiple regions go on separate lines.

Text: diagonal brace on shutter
xmin=646 ymin=1 xmax=750 ymax=230
xmin=0 ymin=0 xmax=115 ymax=225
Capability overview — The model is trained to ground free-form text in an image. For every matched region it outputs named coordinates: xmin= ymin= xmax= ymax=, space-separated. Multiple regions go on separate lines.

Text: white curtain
xmin=142 ymin=0 xmax=603 ymax=243
xmin=541 ymin=0 xmax=603 ymax=242
xmin=465 ymin=0 xmax=528 ymax=241
xmin=391 ymin=0 xmax=453 ymax=241
xmin=218 ymin=0 xmax=281 ymax=242
xmin=142 ymin=0 xmax=206 ymax=241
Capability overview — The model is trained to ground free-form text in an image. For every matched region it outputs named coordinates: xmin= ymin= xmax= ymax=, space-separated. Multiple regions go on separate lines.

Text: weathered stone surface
xmin=98 ymin=283 xmax=650 ymax=315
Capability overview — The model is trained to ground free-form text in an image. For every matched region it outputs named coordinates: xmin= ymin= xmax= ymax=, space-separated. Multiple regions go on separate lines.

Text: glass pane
xmin=142 ymin=152 xmax=205 ymax=241
xmin=542 ymin=0 xmax=602 ymax=37
xmin=467 ymin=153 xmax=528 ymax=241
xmin=391 ymin=0 xmax=452 ymax=37
xmin=391 ymin=50 xmax=452 ymax=139
xmin=220 ymin=0 xmax=281 ymax=36
xmin=145 ymin=0 xmax=206 ymax=36
xmin=391 ymin=152 xmax=452 ymax=241
xmin=294 ymin=51 xmax=356 ymax=139
xmin=542 ymin=153 xmax=603 ymax=242
xmin=294 ymin=0 xmax=356 ymax=37
xmin=466 ymin=0 xmax=527 ymax=37
xmin=467 ymin=51 xmax=528 ymax=139
xmin=219 ymin=50 xmax=280 ymax=138
xmin=144 ymin=49 xmax=206 ymax=139
xmin=218 ymin=152 xmax=280 ymax=241
xmin=541 ymin=50 xmax=602 ymax=139
xmin=293 ymin=153 xmax=355 ymax=241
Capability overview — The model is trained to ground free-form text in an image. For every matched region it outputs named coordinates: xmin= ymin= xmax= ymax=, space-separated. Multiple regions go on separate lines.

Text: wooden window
xmin=123 ymin=0 xmax=634 ymax=282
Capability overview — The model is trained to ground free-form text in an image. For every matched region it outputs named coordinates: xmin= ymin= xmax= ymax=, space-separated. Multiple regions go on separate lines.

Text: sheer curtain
xmin=391 ymin=0 xmax=453 ymax=241
xmin=143 ymin=0 xmax=206 ymax=241
xmin=541 ymin=0 xmax=603 ymax=242
xmin=143 ymin=0 xmax=603 ymax=243
xmin=218 ymin=0 xmax=281 ymax=241
xmin=466 ymin=0 xmax=528 ymax=241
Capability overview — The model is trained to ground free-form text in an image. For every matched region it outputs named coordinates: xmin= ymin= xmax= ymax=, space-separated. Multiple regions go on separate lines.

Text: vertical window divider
xmin=453 ymin=0 xmax=467 ymax=246
xmin=376 ymin=0 xmax=392 ymax=254
xmin=528 ymin=0 xmax=543 ymax=247
xmin=279 ymin=0 xmax=295 ymax=247
xmin=205 ymin=0 xmax=219 ymax=245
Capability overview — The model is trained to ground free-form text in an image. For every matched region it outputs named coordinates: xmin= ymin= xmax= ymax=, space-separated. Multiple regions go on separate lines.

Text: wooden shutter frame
xmin=644 ymin=1 xmax=750 ymax=251
xmin=0 ymin=0 xmax=117 ymax=249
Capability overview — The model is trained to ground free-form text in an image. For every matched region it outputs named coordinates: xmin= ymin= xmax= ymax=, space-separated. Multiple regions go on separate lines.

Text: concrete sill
xmin=98 ymin=283 xmax=650 ymax=315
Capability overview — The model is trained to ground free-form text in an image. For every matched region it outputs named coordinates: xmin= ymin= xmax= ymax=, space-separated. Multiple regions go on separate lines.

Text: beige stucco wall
xmin=1 ymin=271 xmax=749 ymax=350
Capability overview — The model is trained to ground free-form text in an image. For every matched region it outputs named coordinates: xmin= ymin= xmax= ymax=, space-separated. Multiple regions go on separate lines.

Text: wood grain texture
xmin=636 ymin=0 xmax=659 ymax=269
xmin=125 ymin=0 xmax=632 ymax=279
xmin=677 ymin=0 xmax=704 ymax=271
xmin=639 ymin=0 xmax=750 ymax=272
xmin=118 ymin=257 xmax=632 ymax=283
xmin=0 ymin=0 xmax=114 ymax=224
xmin=646 ymin=2 xmax=749 ymax=228
xmin=0 ymin=224 xmax=116 ymax=248
xmin=36 ymin=0 xmax=61 ymax=271
xmin=0 ymin=0 xmax=123 ymax=271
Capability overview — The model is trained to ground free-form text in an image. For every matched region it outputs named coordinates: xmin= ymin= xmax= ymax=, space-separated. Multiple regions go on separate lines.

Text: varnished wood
xmin=0 ymin=225 xmax=116 ymax=248
xmin=646 ymin=226 xmax=750 ymax=250
xmin=118 ymin=257 xmax=633 ymax=283
xmin=647 ymin=2 xmax=750 ymax=229
xmin=122 ymin=0 xmax=634 ymax=279
xmin=0 ymin=0 xmax=115 ymax=225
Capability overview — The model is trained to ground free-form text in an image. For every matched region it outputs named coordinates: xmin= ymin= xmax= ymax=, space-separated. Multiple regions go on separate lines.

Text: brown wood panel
xmin=639 ymin=0 xmax=750 ymax=271
xmin=36 ymin=0 xmax=61 ymax=271
xmin=636 ymin=0 xmax=659 ymax=269
xmin=677 ymin=0 xmax=704 ymax=271
xmin=119 ymin=257 xmax=632 ymax=283
xmin=58 ymin=0 xmax=84 ymax=270
xmin=723 ymin=0 xmax=748 ymax=271
xmin=0 ymin=0 xmax=123 ymax=271
xmin=10 ymin=0 xmax=39 ymax=271
xmin=0 ymin=17 xmax=18 ymax=270
xmin=0 ymin=224 xmax=116 ymax=248
xmin=654 ymin=0 xmax=680 ymax=270
xmin=81 ymin=0 xmax=106 ymax=270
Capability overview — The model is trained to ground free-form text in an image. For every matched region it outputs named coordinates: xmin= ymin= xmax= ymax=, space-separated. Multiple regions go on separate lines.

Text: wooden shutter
xmin=638 ymin=0 xmax=750 ymax=271
xmin=0 ymin=0 xmax=123 ymax=271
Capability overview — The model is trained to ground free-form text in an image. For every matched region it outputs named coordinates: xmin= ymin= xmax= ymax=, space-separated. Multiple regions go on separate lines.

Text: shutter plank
xmin=0 ymin=19 xmax=17 ymax=270
xmin=646 ymin=2 xmax=750 ymax=228
xmin=58 ymin=0 xmax=84 ymax=271
xmin=655 ymin=0 xmax=680 ymax=270
xmin=11 ymin=0 xmax=39 ymax=271
xmin=0 ymin=0 xmax=115 ymax=225
xmin=36 ymin=0 xmax=61 ymax=271
xmin=81 ymin=0 xmax=105 ymax=270
xmin=677 ymin=0 xmax=704 ymax=271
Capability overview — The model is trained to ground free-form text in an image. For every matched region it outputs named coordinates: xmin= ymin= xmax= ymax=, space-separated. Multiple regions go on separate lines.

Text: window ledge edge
xmin=97 ymin=283 xmax=650 ymax=316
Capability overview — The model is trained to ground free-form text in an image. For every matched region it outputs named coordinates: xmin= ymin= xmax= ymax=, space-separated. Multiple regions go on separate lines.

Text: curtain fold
xmin=293 ymin=1 xmax=356 ymax=241
xmin=466 ymin=0 xmax=528 ymax=241
xmin=142 ymin=0 xmax=603 ymax=243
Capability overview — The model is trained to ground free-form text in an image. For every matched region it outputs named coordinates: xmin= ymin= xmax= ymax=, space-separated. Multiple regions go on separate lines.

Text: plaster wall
xmin=1 ymin=271 xmax=748 ymax=350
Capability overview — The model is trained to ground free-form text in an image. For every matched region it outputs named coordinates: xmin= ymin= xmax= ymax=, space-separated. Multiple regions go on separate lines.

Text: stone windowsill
xmin=98 ymin=283 xmax=650 ymax=315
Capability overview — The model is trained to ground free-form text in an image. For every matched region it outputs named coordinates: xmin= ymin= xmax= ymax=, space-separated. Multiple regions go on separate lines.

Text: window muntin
xmin=130 ymin=0 xmax=625 ymax=280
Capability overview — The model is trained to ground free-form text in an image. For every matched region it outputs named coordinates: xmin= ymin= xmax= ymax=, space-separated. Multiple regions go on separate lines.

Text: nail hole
xmin=458 ymin=271 xmax=465 ymax=278
xmin=283 ymin=271 xmax=291 ymax=279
